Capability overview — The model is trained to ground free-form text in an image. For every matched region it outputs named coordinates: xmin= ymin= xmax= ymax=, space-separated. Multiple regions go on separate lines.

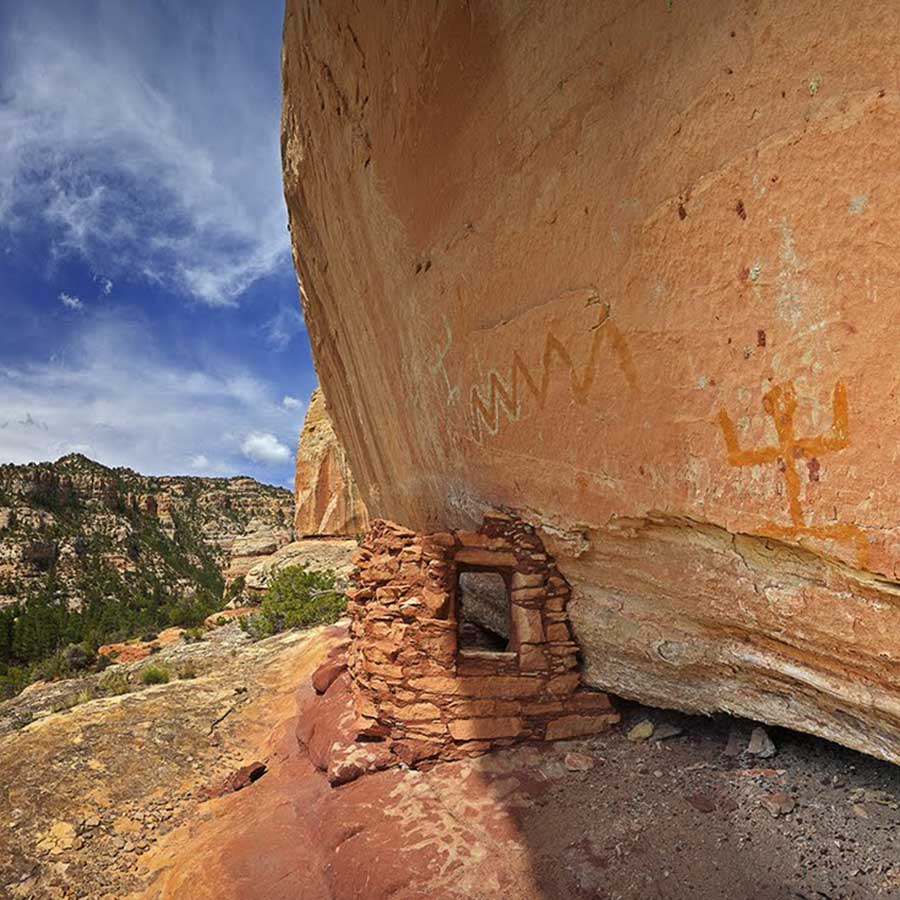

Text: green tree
xmin=246 ymin=566 xmax=344 ymax=638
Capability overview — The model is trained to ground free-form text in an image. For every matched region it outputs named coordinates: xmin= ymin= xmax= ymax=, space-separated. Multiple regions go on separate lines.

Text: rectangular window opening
xmin=457 ymin=570 xmax=511 ymax=653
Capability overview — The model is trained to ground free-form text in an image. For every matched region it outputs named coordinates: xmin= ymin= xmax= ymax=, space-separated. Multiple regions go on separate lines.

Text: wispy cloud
xmin=263 ymin=303 xmax=306 ymax=350
xmin=95 ymin=276 xmax=113 ymax=296
xmin=282 ymin=395 xmax=301 ymax=410
xmin=0 ymin=0 xmax=290 ymax=306
xmin=0 ymin=311 xmax=298 ymax=481
xmin=59 ymin=292 xmax=83 ymax=311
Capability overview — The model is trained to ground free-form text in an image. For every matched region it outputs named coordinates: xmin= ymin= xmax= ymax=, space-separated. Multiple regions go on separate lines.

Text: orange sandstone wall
xmin=294 ymin=387 xmax=370 ymax=536
xmin=282 ymin=1 xmax=900 ymax=762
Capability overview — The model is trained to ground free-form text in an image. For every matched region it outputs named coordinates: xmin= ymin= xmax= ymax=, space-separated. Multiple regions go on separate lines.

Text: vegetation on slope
xmin=0 ymin=453 xmax=292 ymax=698
xmin=241 ymin=565 xmax=344 ymax=638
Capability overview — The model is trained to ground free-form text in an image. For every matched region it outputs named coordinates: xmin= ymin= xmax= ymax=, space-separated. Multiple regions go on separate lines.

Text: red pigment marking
xmin=678 ymin=203 xmax=687 ymax=220
xmin=757 ymin=329 xmax=766 ymax=347
xmin=807 ymin=458 xmax=821 ymax=482
xmin=735 ymin=199 xmax=747 ymax=220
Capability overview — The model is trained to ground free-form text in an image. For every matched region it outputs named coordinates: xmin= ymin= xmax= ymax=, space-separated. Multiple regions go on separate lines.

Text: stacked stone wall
xmin=347 ymin=514 xmax=618 ymax=764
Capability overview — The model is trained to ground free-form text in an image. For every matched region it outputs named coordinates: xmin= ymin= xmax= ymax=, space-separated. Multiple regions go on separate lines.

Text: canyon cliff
xmin=281 ymin=1 xmax=900 ymax=764
xmin=0 ymin=454 xmax=293 ymax=680
xmin=294 ymin=387 xmax=370 ymax=536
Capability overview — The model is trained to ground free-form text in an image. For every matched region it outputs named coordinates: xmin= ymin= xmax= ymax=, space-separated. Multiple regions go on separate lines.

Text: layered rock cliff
xmin=0 ymin=454 xmax=293 ymax=670
xmin=294 ymin=387 xmax=369 ymax=536
xmin=282 ymin=1 xmax=900 ymax=763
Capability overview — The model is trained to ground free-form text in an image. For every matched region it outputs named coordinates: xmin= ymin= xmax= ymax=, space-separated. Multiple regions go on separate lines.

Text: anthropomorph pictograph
xmin=716 ymin=381 xmax=869 ymax=568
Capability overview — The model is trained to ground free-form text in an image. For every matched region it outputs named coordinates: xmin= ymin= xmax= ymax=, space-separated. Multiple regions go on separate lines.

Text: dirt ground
xmin=2 ymin=624 xmax=898 ymax=900
xmin=518 ymin=702 xmax=900 ymax=900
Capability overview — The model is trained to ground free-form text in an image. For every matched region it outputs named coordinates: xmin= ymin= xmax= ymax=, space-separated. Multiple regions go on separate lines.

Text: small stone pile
xmin=346 ymin=514 xmax=619 ymax=765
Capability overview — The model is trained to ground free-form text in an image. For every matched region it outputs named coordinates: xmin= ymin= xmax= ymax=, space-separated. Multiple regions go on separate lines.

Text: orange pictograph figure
xmin=469 ymin=302 xmax=637 ymax=442
xmin=716 ymin=381 xmax=869 ymax=568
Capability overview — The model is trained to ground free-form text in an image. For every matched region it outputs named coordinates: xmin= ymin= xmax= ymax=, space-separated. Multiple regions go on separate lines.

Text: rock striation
xmin=294 ymin=388 xmax=369 ymax=537
xmin=282 ymin=1 xmax=900 ymax=764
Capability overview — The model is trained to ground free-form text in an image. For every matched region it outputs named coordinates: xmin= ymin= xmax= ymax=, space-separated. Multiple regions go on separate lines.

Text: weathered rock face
xmin=243 ymin=536 xmax=359 ymax=598
xmin=294 ymin=388 xmax=369 ymax=537
xmin=282 ymin=2 xmax=900 ymax=763
xmin=0 ymin=453 xmax=293 ymax=609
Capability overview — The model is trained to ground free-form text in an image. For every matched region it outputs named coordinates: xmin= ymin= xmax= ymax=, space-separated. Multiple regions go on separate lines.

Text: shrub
xmin=139 ymin=664 xmax=170 ymax=686
xmin=51 ymin=687 xmax=94 ymax=713
xmin=176 ymin=661 xmax=198 ymax=679
xmin=243 ymin=565 xmax=344 ymax=639
xmin=0 ymin=667 xmax=29 ymax=700
xmin=94 ymin=653 xmax=113 ymax=672
xmin=62 ymin=643 xmax=95 ymax=671
xmin=98 ymin=671 xmax=131 ymax=696
xmin=181 ymin=627 xmax=205 ymax=644
xmin=140 ymin=631 xmax=159 ymax=643
xmin=224 ymin=574 xmax=246 ymax=605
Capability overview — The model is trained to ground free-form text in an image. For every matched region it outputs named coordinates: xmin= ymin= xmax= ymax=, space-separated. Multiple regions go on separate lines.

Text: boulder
xmin=282 ymin=1 xmax=900 ymax=764
xmin=244 ymin=537 xmax=359 ymax=595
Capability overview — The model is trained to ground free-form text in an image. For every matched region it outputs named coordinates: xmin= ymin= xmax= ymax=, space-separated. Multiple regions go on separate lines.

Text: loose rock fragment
xmin=627 ymin=720 xmax=655 ymax=743
xmin=686 ymin=793 xmax=716 ymax=813
xmin=652 ymin=723 xmax=683 ymax=742
xmin=759 ymin=792 xmax=795 ymax=817
xmin=564 ymin=752 xmax=594 ymax=772
xmin=723 ymin=725 xmax=745 ymax=758
xmin=746 ymin=726 xmax=777 ymax=759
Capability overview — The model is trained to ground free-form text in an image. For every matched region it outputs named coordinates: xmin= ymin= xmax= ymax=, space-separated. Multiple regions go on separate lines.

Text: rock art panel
xmin=282 ymin=0 xmax=900 ymax=763
xmin=716 ymin=380 xmax=869 ymax=567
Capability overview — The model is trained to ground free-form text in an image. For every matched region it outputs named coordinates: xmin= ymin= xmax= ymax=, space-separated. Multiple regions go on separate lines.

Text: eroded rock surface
xmin=294 ymin=387 xmax=369 ymax=537
xmin=242 ymin=536 xmax=358 ymax=597
xmin=282 ymin=0 xmax=900 ymax=763
xmin=6 ymin=620 xmax=900 ymax=899
xmin=0 ymin=623 xmax=329 ymax=898
xmin=0 ymin=453 xmax=294 ymax=607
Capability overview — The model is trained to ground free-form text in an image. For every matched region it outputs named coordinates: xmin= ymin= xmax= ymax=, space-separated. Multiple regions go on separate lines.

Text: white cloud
xmin=263 ymin=303 xmax=306 ymax=350
xmin=96 ymin=276 xmax=114 ymax=296
xmin=0 ymin=2 xmax=290 ymax=306
xmin=0 ymin=312 xmax=296 ymax=481
xmin=240 ymin=432 xmax=291 ymax=466
xmin=59 ymin=292 xmax=83 ymax=310
xmin=282 ymin=395 xmax=301 ymax=410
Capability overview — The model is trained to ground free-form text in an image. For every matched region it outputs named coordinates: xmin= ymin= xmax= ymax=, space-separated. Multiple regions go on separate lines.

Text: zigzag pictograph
xmin=469 ymin=303 xmax=638 ymax=442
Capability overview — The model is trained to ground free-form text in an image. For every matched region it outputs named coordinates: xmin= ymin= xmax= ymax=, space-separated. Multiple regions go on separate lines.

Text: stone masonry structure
xmin=346 ymin=515 xmax=619 ymax=764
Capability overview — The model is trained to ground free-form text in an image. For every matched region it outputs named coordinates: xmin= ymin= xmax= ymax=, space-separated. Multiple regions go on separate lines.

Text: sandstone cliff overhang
xmin=282 ymin=1 xmax=900 ymax=765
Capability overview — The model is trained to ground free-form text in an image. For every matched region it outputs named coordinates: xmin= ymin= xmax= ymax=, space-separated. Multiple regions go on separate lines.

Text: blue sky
xmin=0 ymin=0 xmax=315 ymax=488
